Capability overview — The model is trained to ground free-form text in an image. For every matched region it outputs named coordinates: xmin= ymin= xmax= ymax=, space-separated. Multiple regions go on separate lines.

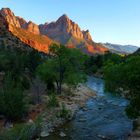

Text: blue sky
xmin=0 ymin=0 xmax=140 ymax=46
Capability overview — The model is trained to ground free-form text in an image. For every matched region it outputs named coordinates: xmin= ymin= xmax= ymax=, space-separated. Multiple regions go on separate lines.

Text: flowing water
xmin=41 ymin=76 xmax=133 ymax=140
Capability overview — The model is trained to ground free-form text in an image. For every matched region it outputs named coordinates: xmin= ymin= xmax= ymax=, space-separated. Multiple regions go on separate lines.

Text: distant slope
xmin=102 ymin=43 xmax=139 ymax=54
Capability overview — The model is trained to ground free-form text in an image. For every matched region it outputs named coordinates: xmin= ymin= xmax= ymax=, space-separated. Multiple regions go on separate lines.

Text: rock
xmin=0 ymin=8 xmax=54 ymax=54
xmin=85 ymin=134 xmax=91 ymax=137
xmin=82 ymin=107 xmax=88 ymax=111
xmin=0 ymin=8 xmax=21 ymax=28
xmin=25 ymin=21 xmax=40 ymax=34
xmin=98 ymin=102 xmax=104 ymax=106
xmin=132 ymin=130 xmax=140 ymax=137
xmin=39 ymin=14 xmax=108 ymax=54
xmin=0 ymin=8 xmax=108 ymax=55
xmin=49 ymin=129 xmax=54 ymax=133
xmin=136 ymin=118 xmax=140 ymax=125
xmin=0 ymin=8 xmax=39 ymax=35
xmin=82 ymin=30 xmax=92 ymax=41
xmin=97 ymin=134 xmax=106 ymax=139
xmin=5 ymin=121 xmax=13 ymax=128
xmin=59 ymin=131 xmax=66 ymax=137
xmin=78 ymin=118 xmax=87 ymax=122
xmin=40 ymin=14 xmax=84 ymax=40
xmin=40 ymin=131 xmax=50 ymax=137
xmin=10 ymin=123 xmax=13 ymax=128
xmin=28 ymin=119 xmax=33 ymax=123
xmin=67 ymin=102 xmax=73 ymax=105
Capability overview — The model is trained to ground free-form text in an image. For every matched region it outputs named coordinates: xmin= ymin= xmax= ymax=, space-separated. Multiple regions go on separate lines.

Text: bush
xmin=47 ymin=93 xmax=59 ymax=108
xmin=0 ymin=73 xmax=28 ymax=120
xmin=104 ymin=54 xmax=140 ymax=118
xmin=125 ymin=95 xmax=140 ymax=119
xmin=0 ymin=116 xmax=42 ymax=140
xmin=58 ymin=103 xmax=71 ymax=119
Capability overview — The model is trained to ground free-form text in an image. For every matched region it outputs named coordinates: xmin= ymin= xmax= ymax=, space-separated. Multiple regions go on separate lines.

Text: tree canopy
xmin=37 ymin=44 xmax=87 ymax=94
xmin=104 ymin=53 xmax=140 ymax=118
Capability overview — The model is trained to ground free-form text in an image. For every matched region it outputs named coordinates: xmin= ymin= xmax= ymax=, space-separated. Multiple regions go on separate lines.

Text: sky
xmin=0 ymin=0 xmax=140 ymax=46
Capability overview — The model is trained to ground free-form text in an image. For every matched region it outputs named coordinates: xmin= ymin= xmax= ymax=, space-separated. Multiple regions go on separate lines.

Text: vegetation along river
xmin=41 ymin=76 xmax=133 ymax=140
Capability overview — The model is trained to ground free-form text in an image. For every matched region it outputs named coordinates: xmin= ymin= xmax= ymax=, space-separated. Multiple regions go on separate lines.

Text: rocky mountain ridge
xmin=102 ymin=43 xmax=139 ymax=54
xmin=39 ymin=14 xmax=90 ymax=43
xmin=0 ymin=8 xmax=108 ymax=54
xmin=0 ymin=12 xmax=33 ymax=51
xmin=0 ymin=8 xmax=56 ymax=53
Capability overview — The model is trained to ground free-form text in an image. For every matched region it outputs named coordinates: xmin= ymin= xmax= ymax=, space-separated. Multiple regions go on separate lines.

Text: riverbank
xmin=40 ymin=77 xmax=132 ymax=140
xmin=40 ymin=84 xmax=96 ymax=138
xmin=0 ymin=77 xmax=133 ymax=140
xmin=128 ymin=118 xmax=140 ymax=140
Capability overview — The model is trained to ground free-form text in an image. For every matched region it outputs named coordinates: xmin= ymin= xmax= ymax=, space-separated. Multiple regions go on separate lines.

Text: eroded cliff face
xmin=0 ymin=8 xmax=108 ymax=54
xmin=0 ymin=8 xmax=56 ymax=53
xmin=39 ymin=14 xmax=108 ymax=54
xmin=0 ymin=8 xmax=21 ymax=28
xmin=82 ymin=30 xmax=92 ymax=42
xmin=25 ymin=21 xmax=40 ymax=35
xmin=39 ymin=14 xmax=88 ymax=43
xmin=0 ymin=8 xmax=40 ymax=35
xmin=0 ymin=12 xmax=33 ymax=51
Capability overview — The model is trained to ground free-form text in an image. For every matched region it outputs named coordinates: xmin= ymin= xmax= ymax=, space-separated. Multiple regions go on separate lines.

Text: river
xmin=41 ymin=76 xmax=133 ymax=140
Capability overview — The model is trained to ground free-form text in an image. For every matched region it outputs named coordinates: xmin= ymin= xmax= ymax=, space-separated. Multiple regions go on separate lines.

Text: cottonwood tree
xmin=37 ymin=44 xmax=87 ymax=94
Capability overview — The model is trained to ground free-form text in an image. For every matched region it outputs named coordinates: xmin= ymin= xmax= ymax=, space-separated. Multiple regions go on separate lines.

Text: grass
xmin=47 ymin=93 xmax=59 ymax=108
xmin=58 ymin=102 xmax=71 ymax=119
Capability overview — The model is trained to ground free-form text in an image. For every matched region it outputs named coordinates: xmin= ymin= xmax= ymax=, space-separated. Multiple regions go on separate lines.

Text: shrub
xmin=0 ymin=73 xmax=28 ymax=120
xmin=0 ymin=116 xmax=42 ymax=140
xmin=47 ymin=93 xmax=59 ymax=108
xmin=37 ymin=44 xmax=87 ymax=95
xmin=104 ymin=54 xmax=140 ymax=118
xmin=58 ymin=103 xmax=71 ymax=119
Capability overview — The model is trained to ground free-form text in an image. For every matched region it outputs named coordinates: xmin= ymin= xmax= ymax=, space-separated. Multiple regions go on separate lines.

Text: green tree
xmin=37 ymin=44 xmax=87 ymax=94
xmin=0 ymin=46 xmax=43 ymax=90
xmin=84 ymin=52 xmax=122 ymax=75
xmin=0 ymin=72 xmax=28 ymax=121
xmin=104 ymin=54 xmax=140 ymax=118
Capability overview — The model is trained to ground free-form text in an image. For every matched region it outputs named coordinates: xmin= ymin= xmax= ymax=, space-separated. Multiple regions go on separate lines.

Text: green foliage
xmin=0 ymin=73 xmax=28 ymax=120
xmin=104 ymin=52 xmax=123 ymax=65
xmin=84 ymin=52 xmax=122 ymax=75
xmin=0 ymin=116 xmax=42 ymax=140
xmin=47 ymin=93 xmax=59 ymax=107
xmin=0 ymin=46 xmax=43 ymax=89
xmin=104 ymin=53 xmax=140 ymax=118
xmin=26 ymin=49 xmax=43 ymax=77
xmin=37 ymin=44 xmax=87 ymax=94
xmin=125 ymin=95 xmax=140 ymax=118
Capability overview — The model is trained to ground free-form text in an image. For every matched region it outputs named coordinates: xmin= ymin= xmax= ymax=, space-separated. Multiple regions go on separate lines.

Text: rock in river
xmin=59 ymin=131 xmax=66 ymax=137
xmin=40 ymin=131 xmax=50 ymax=137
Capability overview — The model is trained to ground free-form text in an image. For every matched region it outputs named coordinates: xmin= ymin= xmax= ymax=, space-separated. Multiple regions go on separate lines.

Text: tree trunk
xmin=56 ymin=80 xmax=62 ymax=94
